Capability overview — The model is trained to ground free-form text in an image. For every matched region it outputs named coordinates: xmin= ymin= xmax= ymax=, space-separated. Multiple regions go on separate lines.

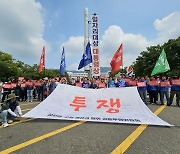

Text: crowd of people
xmin=0 ymin=75 xmax=179 ymax=127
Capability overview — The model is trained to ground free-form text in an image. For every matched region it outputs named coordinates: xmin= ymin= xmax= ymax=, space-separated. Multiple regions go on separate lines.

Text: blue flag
xmin=78 ymin=42 xmax=92 ymax=70
xmin=60 ymin=47 xmax=66 ymax=75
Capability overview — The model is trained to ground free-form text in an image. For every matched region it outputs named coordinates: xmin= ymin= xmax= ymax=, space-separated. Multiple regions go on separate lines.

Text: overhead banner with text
xmin=23 ymin=84 xmax=172 ymax=126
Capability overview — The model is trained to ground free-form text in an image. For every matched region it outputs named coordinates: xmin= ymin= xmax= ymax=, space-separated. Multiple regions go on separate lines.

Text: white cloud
xmin=61 ymin=12 xmax=180 ymax=70
xmin=0 ymin=0 xmax=47 ymax=65
xmin=1 ymin=0 xmax=178 ymax=72
xmin=154 ymin=12 xmax=180 ymax=43
xmin=61 ymin=26 xmax=151 ymax=70
xmin=100 ymin=25 xmax=151 ymax=67
xmin=61 ymin=36 xmax=84 ymax=70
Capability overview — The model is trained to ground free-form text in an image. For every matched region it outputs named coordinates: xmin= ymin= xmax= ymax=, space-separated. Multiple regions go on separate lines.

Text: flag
xmin=126 ymin=65 xmax=135 ymax=77
xmin=110 ymin=43 xmax=123 ymax=73
xmin=60 ymin=47 xmax=66 ymax=75
xmin=151 ymin=49 xmax=170 ymax=76
xmin=78 ymin=42 xmax=92 ymax=70
xmin=38 ymin=46 xmax=45 ymax=74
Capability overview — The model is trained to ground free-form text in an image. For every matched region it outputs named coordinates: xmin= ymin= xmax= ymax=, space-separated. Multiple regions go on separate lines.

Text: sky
xmin=0 ymin=0 xmax=180 ymax=71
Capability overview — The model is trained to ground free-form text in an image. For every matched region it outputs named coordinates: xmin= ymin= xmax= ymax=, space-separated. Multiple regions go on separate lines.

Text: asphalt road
xmin=0 ymin=101 xmax=179 ymax=154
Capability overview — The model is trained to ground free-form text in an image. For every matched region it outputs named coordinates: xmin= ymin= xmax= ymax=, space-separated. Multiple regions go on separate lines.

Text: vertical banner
xmin=92 ymin=13 xmax=100 ymax=77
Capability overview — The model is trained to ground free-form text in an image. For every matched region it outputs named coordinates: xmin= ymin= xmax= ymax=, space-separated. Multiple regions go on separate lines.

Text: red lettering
xmin=70 ymin=96 xmax=86 ymax=111
xmin=93 ymin=49 xmax=99 ymax=54
xmin=97 ymin=100 xmax=108 ymax=109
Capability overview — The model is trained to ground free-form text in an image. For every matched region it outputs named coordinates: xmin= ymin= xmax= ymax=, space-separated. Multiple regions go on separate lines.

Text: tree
xmin=133 ymin=37 xmax=180 ymax=77
xmin=0 ymin=51 xmax=18 ymax=81
xmin=0 ymin=50 xmax=68 ymax=81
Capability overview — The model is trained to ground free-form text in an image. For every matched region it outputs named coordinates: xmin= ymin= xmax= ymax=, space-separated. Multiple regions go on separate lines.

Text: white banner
xmin=23 ymin=84 xmax=172 ymax=126
xmin=91 ymin=13 xmax=100 ymax=76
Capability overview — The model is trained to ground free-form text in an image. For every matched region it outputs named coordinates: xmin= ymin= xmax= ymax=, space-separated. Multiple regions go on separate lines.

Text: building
xmin=67 ymin=67 xmax=111 ymax=78
xmin=67 ymin=71 xmax=88 ymax=78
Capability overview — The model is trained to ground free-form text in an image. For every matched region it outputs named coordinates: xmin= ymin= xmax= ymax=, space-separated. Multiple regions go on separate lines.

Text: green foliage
xmin=0 ymin=51 xmax=66 ymax=81
xmin=1 ymin=37 xmax=179 ymax=81
xmin=133 ymin=37 xmax=180 ymax=77
xmin=110 ymin=68 xmax=127 ymax=77
xmin=0 ymin=51 xmax=18 ymax=81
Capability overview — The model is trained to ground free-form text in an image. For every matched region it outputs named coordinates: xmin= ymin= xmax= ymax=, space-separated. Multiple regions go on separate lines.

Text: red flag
xmin=110 ymin=44 xmax=123 ymax=73
xmin=38 ymin=46 xmax=45 ymax=74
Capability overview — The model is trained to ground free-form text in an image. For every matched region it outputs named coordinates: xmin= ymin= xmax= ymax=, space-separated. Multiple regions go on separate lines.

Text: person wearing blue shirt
xmin=137 ymin=77 xmax=147 ymax=105
xmin=107 ymin=77 xmax=115 ymax=88
xmin=115 ymin=76 xmax=128 ymax=88
xmin=49 ymin=79 xmax=57 ymax=94
xmin=168 ymin=76 xmax=180 ymax=106
xmin=89 ymin=78 xmax=98 ymax=89
xmin=82 ymin=77 xmax=90 ymax=88
xmin=160 ymin=76 xmax=170 ymax=105
xmin=148 ymin=77 xmax=158 ymax=104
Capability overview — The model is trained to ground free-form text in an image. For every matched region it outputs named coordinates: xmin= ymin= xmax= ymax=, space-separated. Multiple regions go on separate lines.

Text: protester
xmin=75 ymin=77 xmax=82 ymax=87
xmin=128 ymin=77 xmax=137 ymax=87
xmin=89 ymin=78 xmax=98 ymax=89
xmin=115 ymin=76 xmax=128 ymax=87
xmin=2 ymin=81 xmax=12 ymax=102
xmin=26 ymin=79 xmax=34 ymax=102
xmin=98 ymin=78 xmax=107 ymax=88
xmin=35 ymin=79 xmax=43 ymax=101
xmin=159 ymin=76 xmax=170 ymax=105
xmin=43 ymin=77 xmax=49 ymax=99
xmin=1 ymin=75 xmax=179 ymax=109
xmin=107 ymin=77 xmax=115 ymax=88
xmin=20 ymin=79 xmax=27 ymax=102
xmin=137 ymin=77 xmax=147 ymax=105
xmin=168 ymin=76 xmax=180 ymax=106
xmin=156 ymin=76 xmax=161 ymax=102
xmin=0 ymin=80 xmax=3 ymax=101
xmin=49 ymin=79 xmax=57 ymax=94
xmin=82 ymin=77 xmax=90 ymax=88
xmin=60 ymin=77 xmax=67 ymax=84
xmin=14 ymin=81 xmax=21 ymax=101
xmin=148 ymin=77 xmax=158 ymax=104
xmin=0 ymin=93 xmax=22 ymax=128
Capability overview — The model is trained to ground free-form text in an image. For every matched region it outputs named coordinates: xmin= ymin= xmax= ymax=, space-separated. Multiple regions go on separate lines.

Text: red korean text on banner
xmin=137 ymin=82 xmax=146 ymax=87
xmin=110 ymin=44 xmax=123 ymax=73
xmin=97 ymin=98 xmax=121 ymax=113
xmin=26 ymin=81 xmax=33 ymax=86
xmin=3 ymin=84 xmax=12 ymax=89
xmin=35 ymin=82 xmax=42 ymax=87
xmin=124 ymin=78 xmax=130 ymax=83
xmin=11 ymin=83 xmax=17 ymax=88
xmin=149 ymin=80 xmax=158 ymax=86
xmin=70 ymin=96 xmax=86 ymax=111
xmin=20 ymin=83 xmax=26 ymax=88
xmin=171 ymin=79 xmax=180 ymax=86
xmin=98 ymin=82 xmax=106 ymax=88
xmin=160 ymin=81 xmax=170 ymax=87
xmin=128 ymin=80 xmax=137 ymax=86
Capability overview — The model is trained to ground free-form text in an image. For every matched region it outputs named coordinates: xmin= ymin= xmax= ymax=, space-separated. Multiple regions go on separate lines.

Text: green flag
xmin=151 ymin=49 xmax=170 ymax=76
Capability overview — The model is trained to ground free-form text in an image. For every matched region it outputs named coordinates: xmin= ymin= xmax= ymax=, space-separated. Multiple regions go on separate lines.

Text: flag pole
xmin=44 ymin=46 xmax=46 ymax=77
xmin=84 ymin=8 xmax=91 ymax=78
xmin=43 ymin=66 xmax=45 ymax=77
xmin=122 ymin=43 xmax=123 ymax=70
